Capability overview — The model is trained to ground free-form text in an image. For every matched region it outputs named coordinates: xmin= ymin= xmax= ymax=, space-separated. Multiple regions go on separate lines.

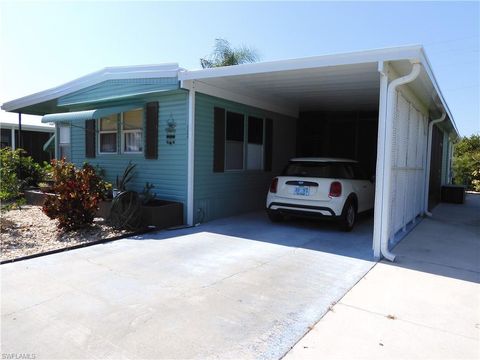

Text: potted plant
xmin=114 ymin=161 xmax=136 ymax=198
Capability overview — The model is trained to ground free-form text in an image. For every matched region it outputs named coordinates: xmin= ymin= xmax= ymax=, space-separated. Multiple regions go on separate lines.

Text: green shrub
xmin=42 ymin=159 xmax=110 ymax=230
xmin=0 ymin=167 xmax=21 ymax=201
xmin=0 ymin=148 xmax=43 ymax=201
xmin=453 ymin=134 xmax=480 ymax=190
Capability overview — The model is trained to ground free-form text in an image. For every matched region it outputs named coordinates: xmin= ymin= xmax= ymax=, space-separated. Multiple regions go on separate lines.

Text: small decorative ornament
xmin=166 ymin=114 xmax=176 ymax=145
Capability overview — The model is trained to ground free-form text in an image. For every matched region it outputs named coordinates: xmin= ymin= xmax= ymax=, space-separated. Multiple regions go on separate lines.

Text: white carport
xmin=179 ymin=45 xmax=459 ymax=261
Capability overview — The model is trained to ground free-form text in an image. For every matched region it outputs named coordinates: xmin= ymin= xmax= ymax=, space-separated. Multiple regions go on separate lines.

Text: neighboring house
xmin=0 ymin=118 xmax=55 ymax=163
xmin=1 ymin=45 xmax=459 ymax=260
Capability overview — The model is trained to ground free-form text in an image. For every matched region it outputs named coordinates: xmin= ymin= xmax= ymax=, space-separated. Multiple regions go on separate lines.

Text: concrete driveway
xmin=1 ymin=212 xmax=375 ymax=359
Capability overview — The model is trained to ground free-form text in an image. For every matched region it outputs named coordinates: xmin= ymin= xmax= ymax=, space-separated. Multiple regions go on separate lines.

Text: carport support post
xmin=11 ymin=127 xmax=15 ymax=150
xmin=380 ymin=61 xmax=421 ymax=262
xmin=187 ymin=81 xmax=196 ymax=226
xmin=372 ymin=62 xmax=389 ymax=260
xmin=18 ymin=112 xmax=22 ymax=149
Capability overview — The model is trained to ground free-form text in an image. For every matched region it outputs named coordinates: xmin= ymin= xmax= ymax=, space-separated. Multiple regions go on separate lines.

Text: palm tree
xmin=200 ymin=38 xmax=259 ymax=68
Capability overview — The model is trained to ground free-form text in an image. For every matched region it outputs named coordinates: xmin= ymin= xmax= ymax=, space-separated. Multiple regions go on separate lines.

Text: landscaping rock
xmin=0 ymin=205 xmax=127 ymax=261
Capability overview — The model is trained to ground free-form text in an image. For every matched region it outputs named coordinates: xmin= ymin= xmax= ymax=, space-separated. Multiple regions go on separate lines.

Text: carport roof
xmin=1 ymin=45 xmax=458 ymax=137
xmin=179 ymin=45 xmax=458 ymax=136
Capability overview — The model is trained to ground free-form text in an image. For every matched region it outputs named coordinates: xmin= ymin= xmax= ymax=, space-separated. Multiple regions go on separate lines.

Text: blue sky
xmin=1 ymin=1 xmax=478 ymax=135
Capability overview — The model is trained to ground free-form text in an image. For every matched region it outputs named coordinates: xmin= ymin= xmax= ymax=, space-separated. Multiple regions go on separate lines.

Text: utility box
xmin=441 ymin=185 xmax=466 ymax=204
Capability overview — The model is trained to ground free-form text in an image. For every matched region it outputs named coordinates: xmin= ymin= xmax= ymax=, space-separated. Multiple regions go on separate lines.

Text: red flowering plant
xmin=42 ymin=159 xmax=110 ymax=230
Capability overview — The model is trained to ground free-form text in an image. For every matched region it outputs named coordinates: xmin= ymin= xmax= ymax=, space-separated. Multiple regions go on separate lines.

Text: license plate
xmin=294 ymin=186 xmax=310 ymax=196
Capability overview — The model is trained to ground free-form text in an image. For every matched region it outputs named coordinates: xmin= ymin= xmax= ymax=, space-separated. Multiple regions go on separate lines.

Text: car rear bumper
xmin=267 ymin=202 xmax=339 ymax=220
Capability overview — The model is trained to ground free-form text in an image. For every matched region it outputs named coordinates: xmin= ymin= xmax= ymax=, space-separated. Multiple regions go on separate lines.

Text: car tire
xmin=267 ymin=210 xmax=285 ymax=222
xmin=339 ymin=199 xmax=356 ymax=232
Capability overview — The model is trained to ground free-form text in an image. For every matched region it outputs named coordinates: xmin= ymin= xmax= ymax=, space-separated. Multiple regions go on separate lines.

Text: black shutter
xmin=213 ymin=107 xmax=225 ymax=172
xmin=85 ymin=119 xmax=96 ymax=158
xmin=145 ymin=102 xmax=159 ymax=159
xmin=264 ymin=118 xmax=273 ymax=171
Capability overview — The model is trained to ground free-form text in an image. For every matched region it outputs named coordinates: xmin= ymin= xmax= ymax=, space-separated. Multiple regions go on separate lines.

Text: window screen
xmin=247 ymin=116 xmax=263 ymax=170
xmin=99 ymin=115 xmax=117 ymax=153
xmin=58 ymin=125 xmax=71 ymax=160
xmin=122 ymin=109 xmax=143 ymax=153
xmin=225 ymin=111 xmax=244 ymax=170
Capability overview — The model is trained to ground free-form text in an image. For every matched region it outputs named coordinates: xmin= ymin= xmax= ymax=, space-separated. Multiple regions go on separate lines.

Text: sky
xmin=0 ymin=1 xmax=478 ymax=135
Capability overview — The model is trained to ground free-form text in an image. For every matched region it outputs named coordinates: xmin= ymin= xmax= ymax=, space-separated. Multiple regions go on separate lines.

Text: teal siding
xmin=194 ymin=93 xmax=297 ymax=223
xmin=58 ymin=78 xmax=179 ymax=106
xmin=70 ymin=91 xmax=189 ymax=222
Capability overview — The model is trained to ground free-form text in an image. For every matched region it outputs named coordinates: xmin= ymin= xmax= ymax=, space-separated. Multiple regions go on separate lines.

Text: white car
xmin=266 ymin=158 xmax=375 ymax=231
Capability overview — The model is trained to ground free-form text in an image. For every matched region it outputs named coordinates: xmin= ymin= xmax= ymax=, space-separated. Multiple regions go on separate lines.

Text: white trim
xmin=179 ymin=45 xmax=423 ymax=81
xmin=418 ymin=49 xmax=459 ymax=137
xmin=181 ymin=79 xmax=297 ymax=118
xmin=0 ymin=123 xmax=54 ymax=132
xmin=187 ymin=84 xmax=196 ymax=226
xmin=2 ymin=63 xmax=181 ymax=112
xmin=372 ymin=61 xmax=389 ymax=260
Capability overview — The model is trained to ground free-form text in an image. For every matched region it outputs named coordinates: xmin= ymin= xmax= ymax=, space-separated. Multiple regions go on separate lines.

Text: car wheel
xmin=267 ymin=210 xmax=284 ymax=222
xmin=339 ymin=199 xmax=356 ymax=232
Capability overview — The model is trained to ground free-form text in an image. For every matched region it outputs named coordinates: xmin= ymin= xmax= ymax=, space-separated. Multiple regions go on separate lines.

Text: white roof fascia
xmin=0 ymin=122 xmax=55 ymax=132
xmin=178 ymin=45 xmax=423 ymax=81
xmin=417 ymin=49 xmax=459 ymax=137
xmin=2 ymin=63 xmax=182 ymax=112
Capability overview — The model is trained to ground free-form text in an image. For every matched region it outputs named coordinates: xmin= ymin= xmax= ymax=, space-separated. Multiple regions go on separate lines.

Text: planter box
xmin=141 ymin=200 xmax=183 ymax=229
xmin=24 ymin=189 xmax=49 ymax=206
xmin=441 ymin=185 xmax=466 ymax=204
xmin=96 ymin=200 xmax=113 ymax=219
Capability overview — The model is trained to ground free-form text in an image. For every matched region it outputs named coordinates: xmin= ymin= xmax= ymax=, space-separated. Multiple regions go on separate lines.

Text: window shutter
xmin=213 ymin=107 xmax=225 ymax=172
xmin=145 ymin=102 xmax=159 ymax=159
xmin=85 ymin=120 xmax=96 ymax=158
xmin=264 ymin=118 xmax=273 ymax=171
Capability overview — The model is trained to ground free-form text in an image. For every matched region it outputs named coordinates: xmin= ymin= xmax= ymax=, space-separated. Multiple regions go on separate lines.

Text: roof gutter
xmin=380 ymin=61 xmax=422 ymax=262
xmin=424 ymin=112 xmax=446 ymax=217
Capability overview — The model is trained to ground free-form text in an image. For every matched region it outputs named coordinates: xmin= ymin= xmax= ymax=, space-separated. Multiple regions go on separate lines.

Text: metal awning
xmin=41 ymin=103 xmax=142 ymax=123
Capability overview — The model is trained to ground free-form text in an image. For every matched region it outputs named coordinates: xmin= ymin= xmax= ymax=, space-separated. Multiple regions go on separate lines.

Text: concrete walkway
xmin=285 ymin=194 xmax=480 ymax=359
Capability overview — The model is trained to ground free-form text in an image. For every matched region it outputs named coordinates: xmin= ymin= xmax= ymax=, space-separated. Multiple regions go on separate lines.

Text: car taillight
xmin=329 ymin=181 xmax=342 ymax=197
xmin=269 ymin=178 xmax=278 ymax=193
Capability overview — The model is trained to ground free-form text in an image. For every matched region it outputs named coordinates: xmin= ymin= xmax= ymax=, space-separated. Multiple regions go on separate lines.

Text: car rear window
xmin=282 ymin=161 xmax=357 ymax=179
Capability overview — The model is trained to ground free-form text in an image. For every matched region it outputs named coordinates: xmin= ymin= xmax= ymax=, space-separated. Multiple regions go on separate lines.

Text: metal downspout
xmin=380 ymin=61 xmax=422 ymax=262
xmin=424 ymin=112 xmax=446 ymax=217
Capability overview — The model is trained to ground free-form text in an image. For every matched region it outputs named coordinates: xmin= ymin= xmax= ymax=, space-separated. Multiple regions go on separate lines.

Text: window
xmin=122 ymin=109 xmax=143 ymax=153
xmin=225 ymin=111 xmax=244 ymax=170
xmin=0 ymin=129 xmax=11 ymax=148
xmin=247 ymin=116 xmax=264 ymax=170
xmin=58 ymin=124 xmax=71 ymax=160
xmin=99 ymin=114 xmax=118 ymax=153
